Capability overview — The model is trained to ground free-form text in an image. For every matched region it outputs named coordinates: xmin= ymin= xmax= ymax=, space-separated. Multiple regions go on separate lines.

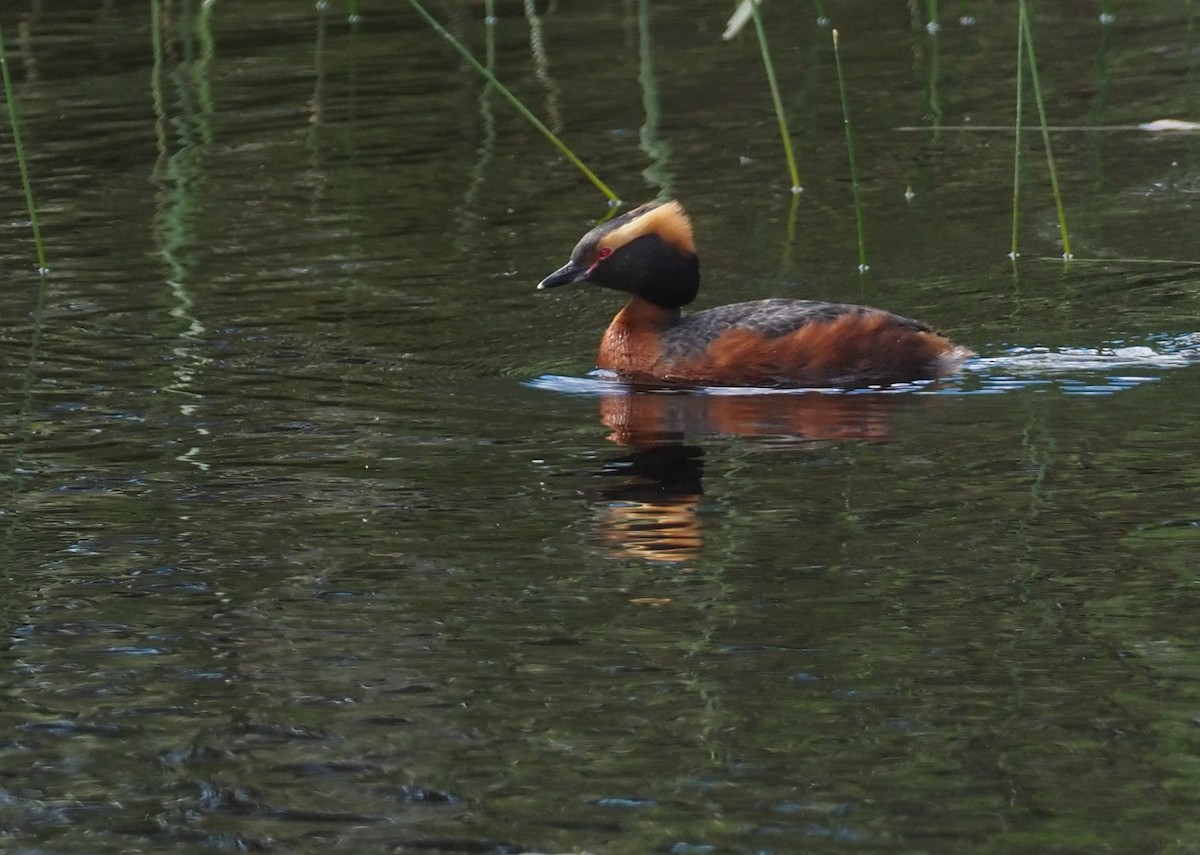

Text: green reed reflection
xmin=637 ymin=0 xmax=675 ymax=198
xmin=150 ymin=0 xmax=214 ymax=473
xmin=923 ymin=0 xmax=943 ymax=132
xmin=1 ymin=14 xmax=50 ymax=556
xmin=524 ymin=0 xmax=562 ymax=136
xmin=305 ymin=0 xmax=330 ymax=205
xmin=408 ymin=0 xmax=620 ymax=204
xmin=0 ymin=267 xmax=46 ymax=561
xmin=456 ymin=0 xmax=498 ymax=245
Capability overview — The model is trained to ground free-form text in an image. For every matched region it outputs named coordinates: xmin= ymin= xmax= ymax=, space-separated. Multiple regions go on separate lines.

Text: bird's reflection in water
xmin=591 ymin=388 xmax=906 ymax=563
xmin=596 ymin=443 xmax=705 ymax=563
xmin=600 ymin=388 xmax=903 ymax=446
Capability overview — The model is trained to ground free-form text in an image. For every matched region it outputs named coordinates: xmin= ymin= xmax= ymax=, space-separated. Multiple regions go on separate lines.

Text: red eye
xmin=597 ymin=247 xmax=613 ymax=260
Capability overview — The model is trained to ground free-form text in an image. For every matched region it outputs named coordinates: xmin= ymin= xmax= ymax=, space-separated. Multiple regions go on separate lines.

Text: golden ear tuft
xmin=603 ymin=200 xmax=696 ymax=255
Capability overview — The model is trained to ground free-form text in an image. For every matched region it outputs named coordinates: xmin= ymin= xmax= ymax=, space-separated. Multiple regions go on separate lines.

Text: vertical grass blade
xmin=407 ymin=0 xmax=619 ymax=204
xmin=1019 ymin=0 xmax=1072 ymax=259
xmin=832 ymin=30 xmax=867 ymax=272
xmin=1010 ymin=3 xmax=1026 ymax=259
xmin=0 ymin=21 xmax=48 ymax=272
xmin=749 ymin=1 xmax=802 ymax=193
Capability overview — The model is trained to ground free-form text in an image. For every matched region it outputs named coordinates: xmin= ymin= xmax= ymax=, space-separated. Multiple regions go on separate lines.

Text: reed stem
xmin=407 ymin=0 xmax=619 ymax=204
xmin=832 ymin=29 xmax=867 ymax=271
xmin=1019 ymin=0 xmax=1071 ymax=258
xmin=749 ymin=1 xmax=802 ymax=193
xmin=1010 ymin=2 xmax=1025 ymax=259
xmin=0 ymin=21 xmax=48 ymax=272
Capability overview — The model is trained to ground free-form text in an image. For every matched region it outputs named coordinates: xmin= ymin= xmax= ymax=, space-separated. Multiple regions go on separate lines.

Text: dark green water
xmin=2 ymin=2 xmax=1199 ymax=853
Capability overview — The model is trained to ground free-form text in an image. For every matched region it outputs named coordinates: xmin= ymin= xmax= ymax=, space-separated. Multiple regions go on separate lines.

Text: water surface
xmin=2 ymin=2 xmax=1200 ymax=853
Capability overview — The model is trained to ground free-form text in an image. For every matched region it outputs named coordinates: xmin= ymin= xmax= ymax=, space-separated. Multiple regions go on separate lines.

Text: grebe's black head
xmin=537 ymin=200 xmax=701 ymax=309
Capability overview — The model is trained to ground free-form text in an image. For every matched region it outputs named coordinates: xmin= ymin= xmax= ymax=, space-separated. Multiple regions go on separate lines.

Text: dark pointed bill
xmin=537 ymin=260 xmax=589 ymax=290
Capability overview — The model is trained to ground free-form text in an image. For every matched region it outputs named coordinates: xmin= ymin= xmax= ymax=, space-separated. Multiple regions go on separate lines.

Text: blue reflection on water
xmin=528 ymin=333 xmax=1200 ymax=398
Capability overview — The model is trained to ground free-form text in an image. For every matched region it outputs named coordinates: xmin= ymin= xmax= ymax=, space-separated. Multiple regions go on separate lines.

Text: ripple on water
xmin=528 ymin=332 xmax=1199 ymax=400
